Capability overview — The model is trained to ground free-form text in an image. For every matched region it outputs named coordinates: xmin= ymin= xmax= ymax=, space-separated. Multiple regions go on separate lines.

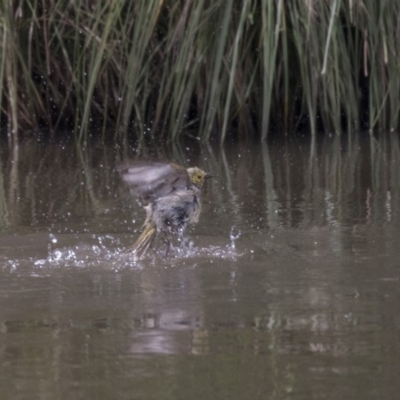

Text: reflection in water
xmin=0 ymin=134 xmax=400 ymax=399
xmin=1 ymin=134 xmax=399 ymax=234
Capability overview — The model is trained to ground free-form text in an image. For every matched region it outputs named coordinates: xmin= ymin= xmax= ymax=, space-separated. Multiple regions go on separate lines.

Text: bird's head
xmin=186 ymin=167 xmax=212 ymax=187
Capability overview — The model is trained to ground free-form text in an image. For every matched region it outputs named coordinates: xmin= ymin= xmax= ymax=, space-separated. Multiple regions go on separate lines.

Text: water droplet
xmin=49 ymin=234 xmax=58 ymax=244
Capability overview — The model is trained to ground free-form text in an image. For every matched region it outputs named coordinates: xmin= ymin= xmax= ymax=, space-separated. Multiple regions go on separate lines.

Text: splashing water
xmin=229 ymin=226 xmax=241 ymax=250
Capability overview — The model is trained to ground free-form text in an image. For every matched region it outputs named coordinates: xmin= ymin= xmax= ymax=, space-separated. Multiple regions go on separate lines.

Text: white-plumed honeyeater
xmin=120 ymin=162 xmax=211 ymax=259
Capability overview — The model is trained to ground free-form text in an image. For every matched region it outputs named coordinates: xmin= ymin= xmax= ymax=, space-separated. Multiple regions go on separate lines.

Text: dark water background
xmin=1 ymin=133 xmax=400 ymax=399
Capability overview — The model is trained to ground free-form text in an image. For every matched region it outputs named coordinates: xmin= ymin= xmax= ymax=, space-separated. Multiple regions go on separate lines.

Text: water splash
xmin=4 ymin=230 xmax=245 ymax=273
xmin=229 ymin=226 xmax=241 ymax=250
xmin=38 ymin=234 xmax=138 ymax=270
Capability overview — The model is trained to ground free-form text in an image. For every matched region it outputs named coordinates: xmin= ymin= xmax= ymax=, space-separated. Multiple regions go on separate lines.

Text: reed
xmin=1 ymin=0 xmax=400 ymax=142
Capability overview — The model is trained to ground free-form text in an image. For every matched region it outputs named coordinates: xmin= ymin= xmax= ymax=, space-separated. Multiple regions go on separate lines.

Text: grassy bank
xmin=1 ymin=0 xmax=399 ymax=142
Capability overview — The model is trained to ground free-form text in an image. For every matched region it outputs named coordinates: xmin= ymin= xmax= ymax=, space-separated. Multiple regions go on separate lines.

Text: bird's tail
xmin=127 ymin=223 xmax=156 ymax=259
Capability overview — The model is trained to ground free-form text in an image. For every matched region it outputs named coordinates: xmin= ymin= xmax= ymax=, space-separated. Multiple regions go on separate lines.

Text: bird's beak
xmin=205 ymin=173 xmax=213 ymax=179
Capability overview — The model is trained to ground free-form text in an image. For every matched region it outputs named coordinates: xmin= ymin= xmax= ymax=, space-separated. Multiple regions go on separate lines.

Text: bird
xmin=120 ymin=162 xmax=211 ymax=259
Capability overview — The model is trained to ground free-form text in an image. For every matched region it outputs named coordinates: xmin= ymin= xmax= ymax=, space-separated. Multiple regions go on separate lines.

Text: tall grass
xmin=1 ymin=0 xmax=400 ymax=142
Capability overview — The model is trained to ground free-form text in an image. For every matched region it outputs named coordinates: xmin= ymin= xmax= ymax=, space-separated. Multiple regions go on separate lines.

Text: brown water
xmin=1 ymin=134 xmax=400 ymax=399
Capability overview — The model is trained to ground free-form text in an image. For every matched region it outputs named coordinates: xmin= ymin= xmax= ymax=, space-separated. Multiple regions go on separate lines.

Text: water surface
xmin=1 ymin=134 xmax=400 ymax=399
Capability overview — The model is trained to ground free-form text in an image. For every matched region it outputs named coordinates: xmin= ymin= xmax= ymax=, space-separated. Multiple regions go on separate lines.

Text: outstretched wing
xmin=120 ymin=162 xmax=191 ymax=201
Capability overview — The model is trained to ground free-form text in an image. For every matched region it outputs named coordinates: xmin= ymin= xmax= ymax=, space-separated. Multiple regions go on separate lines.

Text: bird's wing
xmin=120 ymin=162 xmax=191 ymax=201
